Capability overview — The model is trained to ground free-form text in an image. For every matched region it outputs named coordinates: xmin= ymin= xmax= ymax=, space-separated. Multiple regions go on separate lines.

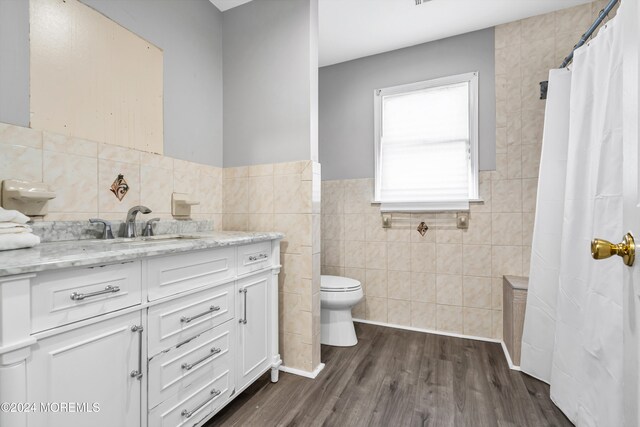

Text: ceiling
xmin=209 ymin=0 xmax=252 ymax=12
xmin=211 ymin=0 xmax=594 ymax=67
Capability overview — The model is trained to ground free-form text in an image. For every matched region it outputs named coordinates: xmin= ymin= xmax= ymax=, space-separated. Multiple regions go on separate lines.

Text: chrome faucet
xmin=125 ymin=205 xmax=152 ymax=238
xmin=89 ymin=218 xmax=115 ymax=240
xmin=143 ymin=218 xmax=160 ymax=237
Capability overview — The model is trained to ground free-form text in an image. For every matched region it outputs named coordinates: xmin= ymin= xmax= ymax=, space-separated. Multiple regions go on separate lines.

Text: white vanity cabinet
xmin=0 ymin=237 xmax=282 ymax=427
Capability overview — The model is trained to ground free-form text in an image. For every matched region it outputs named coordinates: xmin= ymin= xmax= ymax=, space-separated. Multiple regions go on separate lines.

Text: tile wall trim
xmin=500 ymin=341 xmax=522 ymax=371
xmin=354 ymin=319 xmax=502 ymax=344
xmin=279 ymin=362 xmax=326 ymax=379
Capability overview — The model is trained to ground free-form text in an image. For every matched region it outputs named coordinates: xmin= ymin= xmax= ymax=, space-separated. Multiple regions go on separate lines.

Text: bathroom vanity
xmin=0 ymin=231 xmax=283 ymax=427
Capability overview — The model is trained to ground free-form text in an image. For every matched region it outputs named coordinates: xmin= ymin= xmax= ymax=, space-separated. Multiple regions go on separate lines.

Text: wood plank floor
xmin=205 ymin=323 xmax=572 ymax=427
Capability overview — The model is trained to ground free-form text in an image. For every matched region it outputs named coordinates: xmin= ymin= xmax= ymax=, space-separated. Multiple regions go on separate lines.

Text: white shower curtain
xmin=521 ymin=13 xmax=624 ymax=427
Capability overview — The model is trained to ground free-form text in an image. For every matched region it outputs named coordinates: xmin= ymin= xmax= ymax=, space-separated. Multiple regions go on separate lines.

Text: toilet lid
xmin=321 ymin=275 xmax=361 ymax=291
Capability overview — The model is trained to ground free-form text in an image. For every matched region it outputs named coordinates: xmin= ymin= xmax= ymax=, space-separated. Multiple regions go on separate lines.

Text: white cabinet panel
xmin=26 ymin=311 xmax=143 ymax=427
xmin=237 ymin=241 xmax=272 ymax=276
xmin=148 ymin=370 xmax=231 ymax=427
xmin=31 ymin=261 xmax=142 ymax=333
xmin=146 ymin=248 xmax=235 ymax=301
xmin=147 ymin=283 xmax=234 ymax=357
xmin=148 ymin=320 xmax=233 ymax=409
xmin=236 ymin=271 xmax=271 ymax=391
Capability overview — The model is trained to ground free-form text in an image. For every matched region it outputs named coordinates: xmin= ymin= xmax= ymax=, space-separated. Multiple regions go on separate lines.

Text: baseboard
xmin=354 ymin=319 xmax=523 ymax=371
xmin=353 ymin=318 xmax=503 ymax=344
xmin=500 ymin=341 xmax=521 ymax=371
xmin=279 ymin=321 xmax=515 ymax=379
xmin=279 ymin=362 xmax=325 ymax=379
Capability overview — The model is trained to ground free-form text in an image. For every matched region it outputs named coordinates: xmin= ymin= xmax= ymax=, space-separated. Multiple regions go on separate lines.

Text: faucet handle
xmin=90 ymin=218 xmax=115 ymax=240
xmin=143 ymin=218 xmax=160 ymax=237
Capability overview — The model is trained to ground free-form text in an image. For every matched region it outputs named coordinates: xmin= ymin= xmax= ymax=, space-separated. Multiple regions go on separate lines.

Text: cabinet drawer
xmin=149 ymin=321 xmax=233 ymax=408
xmin=148 ymin=283 xmax=234 ymax=356
xmin=30 ymin=261 xmax=142 ymax=333
xmin=147 ymin=247 xmax=236 ymax=301
xmin=237 ymin=241 xmax=272 ymax=276
xmin=148 ymin=369 xmax=231 ymax=427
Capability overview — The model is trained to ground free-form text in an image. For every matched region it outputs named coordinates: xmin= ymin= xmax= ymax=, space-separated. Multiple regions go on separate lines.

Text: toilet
xmin=320 ymin=275 xmax=364 ymax=347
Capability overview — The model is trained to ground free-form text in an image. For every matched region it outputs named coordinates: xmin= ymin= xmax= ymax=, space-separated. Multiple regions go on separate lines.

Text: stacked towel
xmin=0 ymin=207 xmax=40 ymax=251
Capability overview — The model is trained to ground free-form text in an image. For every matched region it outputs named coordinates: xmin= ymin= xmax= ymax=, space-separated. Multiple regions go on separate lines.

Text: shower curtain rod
xmin=539 ymin=0 xmax=619 ymax=100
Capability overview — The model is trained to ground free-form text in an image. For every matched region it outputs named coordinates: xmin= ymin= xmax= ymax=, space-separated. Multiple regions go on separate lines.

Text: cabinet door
xmin=236 ymin=272 xmax=271 ymax=391
xmin=27 ymin=312 xmax=143 ymax=427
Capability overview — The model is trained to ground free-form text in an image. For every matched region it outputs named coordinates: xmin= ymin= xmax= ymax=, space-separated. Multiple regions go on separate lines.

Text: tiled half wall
xmin=222 ymin=162 xmax=322 ymax=373
xmin=0 ymin=121 xmax=322 ymax=374
xmin=0 ymin=122 xmax=222 ymax=223
xmin=321 ymin=175 xmax=506 ymax=340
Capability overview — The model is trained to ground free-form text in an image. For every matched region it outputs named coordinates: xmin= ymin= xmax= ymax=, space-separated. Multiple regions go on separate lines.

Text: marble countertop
xmin=0 ymin=231 xmax=284 ymax=277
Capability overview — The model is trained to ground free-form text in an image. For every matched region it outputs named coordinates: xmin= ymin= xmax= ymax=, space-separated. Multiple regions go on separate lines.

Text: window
xmin=374 ymin=72 xmax=479 ymax=211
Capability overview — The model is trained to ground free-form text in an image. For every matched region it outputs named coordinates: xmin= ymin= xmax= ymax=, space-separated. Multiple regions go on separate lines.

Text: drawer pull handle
xmin=181 ymin=347 xmax=222 ymax=371
xmin=180 ymin=305 xmax=221 ymax=323
xmin=239 ymin=288 xmax=247 ymax=324
xmin=130 ymin=325 xmax=144 ymax=380
xmin=70 ymin=285 xmax=120 ymax=301
xmin=248 ymin=253 xmax=268 ymax=262
xmin=181 ymin=388 xmax=222 ymax=418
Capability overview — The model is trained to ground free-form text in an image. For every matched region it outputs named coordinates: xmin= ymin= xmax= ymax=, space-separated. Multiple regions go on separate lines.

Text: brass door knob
xmin=591 ymin=232 xmax=635 ymax=266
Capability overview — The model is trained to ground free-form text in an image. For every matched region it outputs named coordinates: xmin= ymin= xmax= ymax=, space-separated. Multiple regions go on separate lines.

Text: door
xmin=26 ymin=311 xmax=143 ymax=427
xmin=236 ymin=272 xmax=271 ymax=391
xmin=622 ymin=1 xmax=640 ymax=425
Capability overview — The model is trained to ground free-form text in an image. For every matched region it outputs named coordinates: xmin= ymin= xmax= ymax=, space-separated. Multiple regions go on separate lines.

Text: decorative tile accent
xmin=109 ymin=174 xmax=129 ymax=201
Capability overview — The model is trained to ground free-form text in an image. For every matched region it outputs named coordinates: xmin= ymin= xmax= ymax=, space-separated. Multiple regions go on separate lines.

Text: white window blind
xmin=374 ymin=73 xmax=479 ymax=211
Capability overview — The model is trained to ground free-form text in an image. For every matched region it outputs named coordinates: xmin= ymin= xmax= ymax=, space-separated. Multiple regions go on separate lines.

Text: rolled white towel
xmin=0 ymin=207 xmax=30 ymax=224
xmin=0 ymin=226 xmax=32 ymax=234
xmin=0 ymin=222 xmax=33 ymax=233
xmin=0 ymin=233 xmax=40 ymax=251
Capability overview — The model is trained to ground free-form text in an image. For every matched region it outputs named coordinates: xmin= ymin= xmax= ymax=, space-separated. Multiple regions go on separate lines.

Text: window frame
xmin=373 ymin=71 xmax=480 ymax=212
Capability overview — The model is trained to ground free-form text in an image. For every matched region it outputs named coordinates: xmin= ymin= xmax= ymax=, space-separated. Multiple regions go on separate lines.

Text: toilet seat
xmin=321 ymin=275 xmax=361 ymax=292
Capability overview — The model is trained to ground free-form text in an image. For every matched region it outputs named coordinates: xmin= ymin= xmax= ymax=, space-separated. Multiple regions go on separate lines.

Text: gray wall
xmin=0 ymin=0 xmax=223 ymax=167
xmin=0 ymin=0 xmax=29 ymax=127
xmin=223 ymin=0 xmax=318 ymax=167
xmin=319 ymin=28 xmax=496 ymax=180
xmin=82 ymin=0 xmax=224 ymax=167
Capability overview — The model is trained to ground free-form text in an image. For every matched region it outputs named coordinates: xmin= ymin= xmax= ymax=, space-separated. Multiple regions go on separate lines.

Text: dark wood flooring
xmin=205 ymin=323 xmax=572 ymax=427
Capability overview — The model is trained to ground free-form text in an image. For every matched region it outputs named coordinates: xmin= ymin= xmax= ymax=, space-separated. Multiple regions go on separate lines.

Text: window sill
xmin=376 ymin=199 xmax=484 ymax=213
